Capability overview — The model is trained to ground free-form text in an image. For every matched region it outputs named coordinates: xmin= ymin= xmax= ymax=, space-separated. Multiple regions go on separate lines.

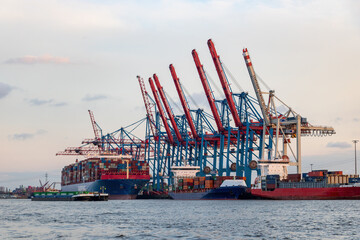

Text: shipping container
xmin=308 ymin=171 xmax=324 ymax=177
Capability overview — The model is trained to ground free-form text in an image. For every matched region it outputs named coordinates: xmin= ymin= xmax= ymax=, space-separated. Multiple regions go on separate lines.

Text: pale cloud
xmin=4 ymin=55 xmax=69 ymax=65
xmin=326 ymin=142 xmax=352 ymax=149
xmin=187 ymin=92 xmax=209 ymax=109
xmin=276 ymin=105 xmax=288 ymax=114
xmin=332 ymin=117 xmax=343 ymax=124
xmin=36 ymin=129 xmax=47 ymax=135
xmin=354 ymin=118 xmax=360 ymax=122
xmin=0 ymin=82 xmax=14 ymax=99
xmin=25 ymin=98 xmax=68 ymax=107
xmin=9 ymin=133 xmax=34 ymax=141
xmin=8 ymin=129 xmax=47 ymax=141
xmin=82 ymin=94 xmax=108 ymax=101
xmin=51 ymin=102 xmax=68 ymax=107
xmin=27 ymin=98 xmax=53 ymax=106
xmin=0 ymin=1 xmax=129 ymax=31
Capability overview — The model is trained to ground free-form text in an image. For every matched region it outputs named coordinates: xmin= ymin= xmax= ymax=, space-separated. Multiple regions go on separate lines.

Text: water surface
xmin=0 ymin=199 xmax=359 ymax=239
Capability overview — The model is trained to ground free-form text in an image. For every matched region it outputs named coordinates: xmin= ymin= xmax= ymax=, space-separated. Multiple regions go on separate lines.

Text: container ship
xmin=61 ymin=155 xmax=150 ymax=200
xmin=251 ymin=159 xmax=360 ymax=200
xmin=169 ymin=176 xmax=250 ymax=200
xmin=168 ymin=165 xmax=250 ymax=200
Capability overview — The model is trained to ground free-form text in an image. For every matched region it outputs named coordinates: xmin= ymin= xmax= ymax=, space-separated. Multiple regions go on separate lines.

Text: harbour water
xmin=1 ymin=199 xmax=359 ymax=239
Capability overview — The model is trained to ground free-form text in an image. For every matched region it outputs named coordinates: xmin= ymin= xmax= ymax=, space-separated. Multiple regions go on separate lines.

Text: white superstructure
xmin=171 ymin=165 xmax=200 ymax=178
xmin=258 ymin=159 xmax=290 ymax=180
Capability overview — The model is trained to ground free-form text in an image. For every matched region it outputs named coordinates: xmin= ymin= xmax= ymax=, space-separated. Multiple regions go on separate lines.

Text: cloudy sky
xmin=1 ymin=0 xmax=359 ymax=189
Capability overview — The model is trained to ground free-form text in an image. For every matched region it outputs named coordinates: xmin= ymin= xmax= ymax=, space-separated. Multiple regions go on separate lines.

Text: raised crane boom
xmin=169 ymin=64 xmax=198 ymax=139
xmin=243 ymin=48 xmax=270 ymax=126
xmin=137 ymin=75 xmax=157 ymax=137
xmin=148 ymin=77 xmax=174 ymax=144
xmin=153 ymin=74 xmax=183 ymax=143
xmin=88 ymin=110 xmax=101 ymax=140
xmin=192 ymin=49 xmax=224 ymax=133
xmin=207 ymin=39 xmax=242 ymax=128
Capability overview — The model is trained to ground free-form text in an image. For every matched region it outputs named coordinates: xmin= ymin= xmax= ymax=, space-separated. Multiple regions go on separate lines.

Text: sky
xmin=1 ymin=0 xmax=360 ymax=189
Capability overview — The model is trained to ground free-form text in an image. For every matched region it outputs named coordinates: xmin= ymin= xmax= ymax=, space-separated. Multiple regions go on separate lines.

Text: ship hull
xmin=61 ymin=179 xmax=149 ymax=200
xmin=169 ymin=186 xmax=247 ymax=200
xmin=251 ymin=186 xmax=360 ymax=200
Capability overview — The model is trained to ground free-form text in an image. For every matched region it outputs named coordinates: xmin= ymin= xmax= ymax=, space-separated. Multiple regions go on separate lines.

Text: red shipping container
xmin=308 ymin=171 xmax=324 ymax=177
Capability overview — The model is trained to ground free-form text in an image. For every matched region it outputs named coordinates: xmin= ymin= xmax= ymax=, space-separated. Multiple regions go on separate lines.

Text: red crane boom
xmin=169 ymin=64 xmax=198 ymax=139
xmin=148 ymin=77 xmax=174 ymax=144
xmin=192 ymin=49 xmax=224 ymax=133
xmin=207 ymin=39 xmax=242 ymax=128
xmin=153 ymin=74 xmax=183 ymax=143
xmin=137 ymin=75 xmax=157 ymax=136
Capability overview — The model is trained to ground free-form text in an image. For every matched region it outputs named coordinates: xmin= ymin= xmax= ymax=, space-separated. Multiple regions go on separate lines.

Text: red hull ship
xmin=251 ymin=167 xmax=360 ymax=200
xmin=251 ymin=185 xmax=360 ymax=200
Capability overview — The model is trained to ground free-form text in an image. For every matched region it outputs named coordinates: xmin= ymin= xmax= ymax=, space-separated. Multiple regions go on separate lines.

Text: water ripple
xmin=0 ymin=199 xmax=360 ymax=239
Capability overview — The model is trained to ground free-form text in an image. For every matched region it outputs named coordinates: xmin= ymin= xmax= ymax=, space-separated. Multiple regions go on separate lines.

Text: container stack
xmin=349 ymin=175 xmax=360 ymax=183
xmin=285 ymin=173 xmax=301 ymax=182
xmin=205 ymin=178 xmax=214 ymax=189
xmin=302 ymin=170 xmax=327 ymax=182
xmin=61 ymin=158 xmax=150 ymax=186
xmin=175 ymin=176 xmax=246 ymax=191
xmin=177 ymin=179 xmax=183 ymax=190
xmin=264 ymin=175 xmax=280 ymax=190
xmin=183 ymin=178 xmax=194 ymax=190
xmin=295 ymin=170 xmax=360 ymax=185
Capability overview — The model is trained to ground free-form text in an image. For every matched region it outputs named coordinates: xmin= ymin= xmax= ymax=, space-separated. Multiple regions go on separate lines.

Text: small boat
xmin=31 ymin=191 xmax=109 ymax=201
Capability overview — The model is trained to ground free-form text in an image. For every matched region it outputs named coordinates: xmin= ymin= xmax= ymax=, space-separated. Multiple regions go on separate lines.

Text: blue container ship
xmin=61 ymin=156 xmax=150 ymax=200
xmin=168 ymin=165 xmax=250 ymax=200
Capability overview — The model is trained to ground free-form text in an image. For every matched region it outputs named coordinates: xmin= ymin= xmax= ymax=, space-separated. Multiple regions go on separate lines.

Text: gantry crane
xmin=139 ymin=39 xmax=336 ymax=189
xmin=242 ymin=48 xmax=335 ymax=174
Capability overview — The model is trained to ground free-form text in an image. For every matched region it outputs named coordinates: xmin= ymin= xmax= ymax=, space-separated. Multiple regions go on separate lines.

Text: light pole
xmin=310 ymin=164 xmax=313 ymax=172
xmin=353 ymin=140 xmax=359 ymax=175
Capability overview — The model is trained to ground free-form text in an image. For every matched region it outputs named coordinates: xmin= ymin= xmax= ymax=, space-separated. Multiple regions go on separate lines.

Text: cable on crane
xmin=164 ymin=89 xmax=183 ymax=114
xmin=222 ymin=62 xmax=244 ymax=93
xmin=204 ymin=69 xmax=224 ymax=99
xmin=182 ymin=84 xmax=200 ymax=109
xmin=255 ymin=73 xmax=271 ymax=92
